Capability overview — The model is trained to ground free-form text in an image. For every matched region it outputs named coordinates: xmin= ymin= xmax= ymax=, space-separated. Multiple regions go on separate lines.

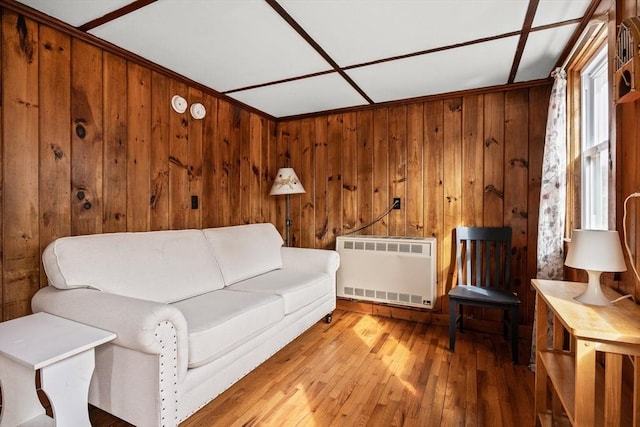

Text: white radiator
xmin=336 ymin=235 xmax=437 ymax=309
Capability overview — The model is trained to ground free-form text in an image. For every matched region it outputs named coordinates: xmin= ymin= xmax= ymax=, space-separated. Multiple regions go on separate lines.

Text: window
xmin=580 ymin=46 xmax=609 ymax=230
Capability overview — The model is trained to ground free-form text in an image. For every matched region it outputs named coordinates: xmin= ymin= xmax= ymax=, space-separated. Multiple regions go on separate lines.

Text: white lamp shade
xmin=565 ymin=229 xmax=627 ymax=272
xmin=270 ymin=168 xmax=306 ymax=196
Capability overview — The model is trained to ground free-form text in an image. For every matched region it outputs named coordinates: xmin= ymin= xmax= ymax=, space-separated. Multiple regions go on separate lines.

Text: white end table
xmin=0 ymin=312 xmax=116 ymax=427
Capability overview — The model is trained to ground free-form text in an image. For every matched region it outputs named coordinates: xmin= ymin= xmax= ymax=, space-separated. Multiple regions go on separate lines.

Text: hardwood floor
xmin=89 ymin=309 xmax=535 ymax=427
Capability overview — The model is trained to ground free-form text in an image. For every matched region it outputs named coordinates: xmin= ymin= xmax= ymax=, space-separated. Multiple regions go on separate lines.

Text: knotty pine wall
xmin=0 ymin=10 xmax=278 ymax=320
xmin=0 ymin=7 xmax=552 ymax=332
xmin=278 ymin=86 xmax=551 ymax=327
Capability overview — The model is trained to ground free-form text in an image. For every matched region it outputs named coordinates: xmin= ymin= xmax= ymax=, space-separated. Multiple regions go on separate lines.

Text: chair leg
xmin=503 ymin=309 xmax=508 ymax=339
xmin=449 ymin=299 xmax=457 ymax=352
xmin=459 ymin=304 xmax=464 ymax=332
xmin=511 ymin=306 xmax=519 ymax=364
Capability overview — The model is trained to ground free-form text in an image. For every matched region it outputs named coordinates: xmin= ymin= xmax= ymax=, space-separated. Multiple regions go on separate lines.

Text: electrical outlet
xmin=191 ymin=195 xmax=199 ymax=209
xmin=393 ymin=197 xmax=401 ymax=209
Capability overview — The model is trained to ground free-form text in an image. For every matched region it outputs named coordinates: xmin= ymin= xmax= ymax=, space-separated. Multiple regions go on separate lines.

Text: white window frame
xmin=580 ymin=46 xmax=609 ymax=230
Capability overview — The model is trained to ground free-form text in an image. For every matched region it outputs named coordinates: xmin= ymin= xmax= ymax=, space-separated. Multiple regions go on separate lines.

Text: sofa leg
xmin=324 ymin=313 xmax=333 ymax=323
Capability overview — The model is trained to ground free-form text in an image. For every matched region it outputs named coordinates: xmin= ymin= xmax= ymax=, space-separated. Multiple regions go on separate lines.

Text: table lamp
xmin=269 ymin=167 xmax=305 ymax=246
xmin=564 ymin=229 xmax=627 ymax=306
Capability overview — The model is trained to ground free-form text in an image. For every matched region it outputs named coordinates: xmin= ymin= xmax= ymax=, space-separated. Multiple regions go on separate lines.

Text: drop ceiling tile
xmin=515 ymin=24 xmax=578 ymax=82
xmin=16 ymin=0 xmax=134 ymax=27
xmin=346 ymin=36 xmax=519 ymax=103
xmin=89 ymin=0 xmax=332 ymax=91
xmin=533 ymin=0 xmax=592 ymax=27
xmin=280 ymin=0 xmax=530 ymax=67
xmin=228 ymin=73 xmax=369 ymax=118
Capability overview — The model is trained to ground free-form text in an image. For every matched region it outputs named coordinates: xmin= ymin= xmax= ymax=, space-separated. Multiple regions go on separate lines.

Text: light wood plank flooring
xmin=89 ymin=309 xmax=535 ymax=426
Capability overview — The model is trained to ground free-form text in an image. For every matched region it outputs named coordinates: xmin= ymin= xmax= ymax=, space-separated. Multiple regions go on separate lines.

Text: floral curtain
xmin=529 ymin=68 xmax=567 ymax=370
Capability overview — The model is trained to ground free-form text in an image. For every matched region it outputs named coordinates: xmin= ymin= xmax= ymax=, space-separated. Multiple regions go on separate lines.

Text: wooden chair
xmin=448 ymin=226 xmax=520 ymax=363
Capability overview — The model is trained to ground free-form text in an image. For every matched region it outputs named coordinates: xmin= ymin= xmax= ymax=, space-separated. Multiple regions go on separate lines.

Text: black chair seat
xmin=448 ymin=286 xmax=520 ymax=306
xmin=448 ymin=226 xmax=520 ymax=363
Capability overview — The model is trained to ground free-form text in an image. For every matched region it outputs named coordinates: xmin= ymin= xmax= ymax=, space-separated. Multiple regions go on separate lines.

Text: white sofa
xmin=31 ymin=223 xmax=339 ymax=427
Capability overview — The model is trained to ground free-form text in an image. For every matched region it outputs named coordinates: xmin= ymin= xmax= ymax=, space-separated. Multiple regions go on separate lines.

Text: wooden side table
xmin=532 ymin=279 xmax=640 ymax=426
xmin=0 ymin=312 xmax=116 ymax=427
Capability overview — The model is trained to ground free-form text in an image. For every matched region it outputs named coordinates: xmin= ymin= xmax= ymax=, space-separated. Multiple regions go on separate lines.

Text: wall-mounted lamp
xmin=269 ymin=168 xmax=305 ymax=247
xmin=564 ymin=229 xmax=627 ymax=306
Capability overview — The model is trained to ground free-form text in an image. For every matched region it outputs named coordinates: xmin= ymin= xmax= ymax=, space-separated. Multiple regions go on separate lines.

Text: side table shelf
xmin=0 ymin=312 xmax=116 ymax=427
xmin=532 ymin=279 xmax=639 ymax=427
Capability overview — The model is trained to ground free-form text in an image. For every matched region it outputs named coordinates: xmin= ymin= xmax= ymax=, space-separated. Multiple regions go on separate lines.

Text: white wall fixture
xmin=190 ymin=102 xmax=206 ymax=119
xmin=171 ymin=95 xmax=187 ymax=113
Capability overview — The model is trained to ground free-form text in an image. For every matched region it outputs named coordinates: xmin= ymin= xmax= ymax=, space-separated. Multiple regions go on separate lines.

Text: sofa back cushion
xmin=203 ymin=223 xmax=284 ymax=286
xmin=42 ymin=229 xmax=226 ymax=303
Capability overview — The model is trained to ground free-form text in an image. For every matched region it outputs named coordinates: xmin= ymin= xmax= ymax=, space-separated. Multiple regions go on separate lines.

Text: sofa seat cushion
xmin=172 ymin=289 xmax=284 ymax=368
xmin=228 ymin=269 xmax=332 ymax=315
xmin=203 ymin=224 xmax=284 ymax=286
xmin=42 ymin=229 xmax=225 ymax=303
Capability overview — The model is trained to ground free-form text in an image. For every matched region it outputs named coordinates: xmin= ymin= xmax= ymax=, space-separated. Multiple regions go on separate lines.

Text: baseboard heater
xmin=336 ymin=235 xmax=437 ymax=309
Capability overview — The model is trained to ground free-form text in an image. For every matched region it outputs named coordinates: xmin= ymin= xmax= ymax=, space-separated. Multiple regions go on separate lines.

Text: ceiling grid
xmin=15 ymin=0 xmax=596 ymax=118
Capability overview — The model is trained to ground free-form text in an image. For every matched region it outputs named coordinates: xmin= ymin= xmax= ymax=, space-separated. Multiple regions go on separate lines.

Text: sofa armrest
xmin=281 ymin=247 xmax=340 ymax=274
xmin=32 ymin=286 xmax=189 ymax=377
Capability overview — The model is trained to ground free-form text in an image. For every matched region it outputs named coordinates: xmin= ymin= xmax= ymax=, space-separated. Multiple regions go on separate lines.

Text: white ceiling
xmin=16 ymin=0 xmax=594 ymax=118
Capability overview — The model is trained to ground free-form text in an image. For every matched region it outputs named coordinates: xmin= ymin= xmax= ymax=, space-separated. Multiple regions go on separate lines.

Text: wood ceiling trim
xmin=553 ymin=0 xmax=604 ymax=70
xmin=278 ymin=77 xmax=553 ymax=122
xmin=508 ymin=0 xmax=539 ymax=84
xmin=223 ymin=69 xmax=336 ymax=94
xmin=77 ymin=0 xmax=157 ymax=32
xmin=265 ymin=0 xmax=374 ymax=104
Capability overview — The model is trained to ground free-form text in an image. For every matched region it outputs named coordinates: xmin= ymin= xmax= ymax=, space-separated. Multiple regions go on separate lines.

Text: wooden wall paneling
xmin=342 ymin=112 xmax=357 ymax=234
xmin=249 ymin=113 xmax=263 ymax=224
xmin=150 ymin=71 xmax=170 ymax=231
xmin=288 ymin=120 xmax=302 ymax=246
xmin=38 ymin=24 xmax=70 ymax=287
xmin=168 ymin=80 xmax=190 ymax=229
xmin=461 ymin=95 xmax=484 ymax=226
xmin=249 ymin=114 xmax=262 ymax=223
xmin=126 ymin=62 xmax=151 ymax=232
xmin=299 ymin=118 xmax=316 ymax=247
xmin=442 ymin=98 xmax=463 ymax=311
xmin=327 ymin=114 xmax=343 ymax=248
xmin=228 ymin=106 xmax=242 ymax=225
xmin=314 ymin=117 xmax=329 ymax=248
xmin=274 ymin=122 xmax=289 ymax=239
xmin=216 ymin=100 xmax=232 ymax=227
xmin=71 ymin=39 xmax=103 ymax=236
xmin=504 ymin=89 xmax=530 ymax=322
xmin=2 ymin=12 xmax=39 ymax=319
xmin=462 ymin=95 xmax=486 ymax=322
xmin=483 ymin=92 xmax=505 ymax=227
xmin=356 ymin=110 xmax=374 ymax=234
xmin=264 ymin=119 xmax=277 ymax=229
xmin=372 ymin=108 xmax=389 ymax=236
xmin=527 ymin=86 xmax=550 ymax=290
xmin=102 ymin=52 xmax=127 ymax=233
xmin=406 ymin=103 xmax=424 ymax=237
xmin=424 ymin=100 xmax=445 ymax=309
xmin=239 ymin=108 xmax=251 ymax=226
xmin=201 ymin=94 xmax=219 ymax=229
xmin=388 ymin=105 xmax=407 ymax=236
xmin=187 ymin=87 xmax=204 ymax=229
